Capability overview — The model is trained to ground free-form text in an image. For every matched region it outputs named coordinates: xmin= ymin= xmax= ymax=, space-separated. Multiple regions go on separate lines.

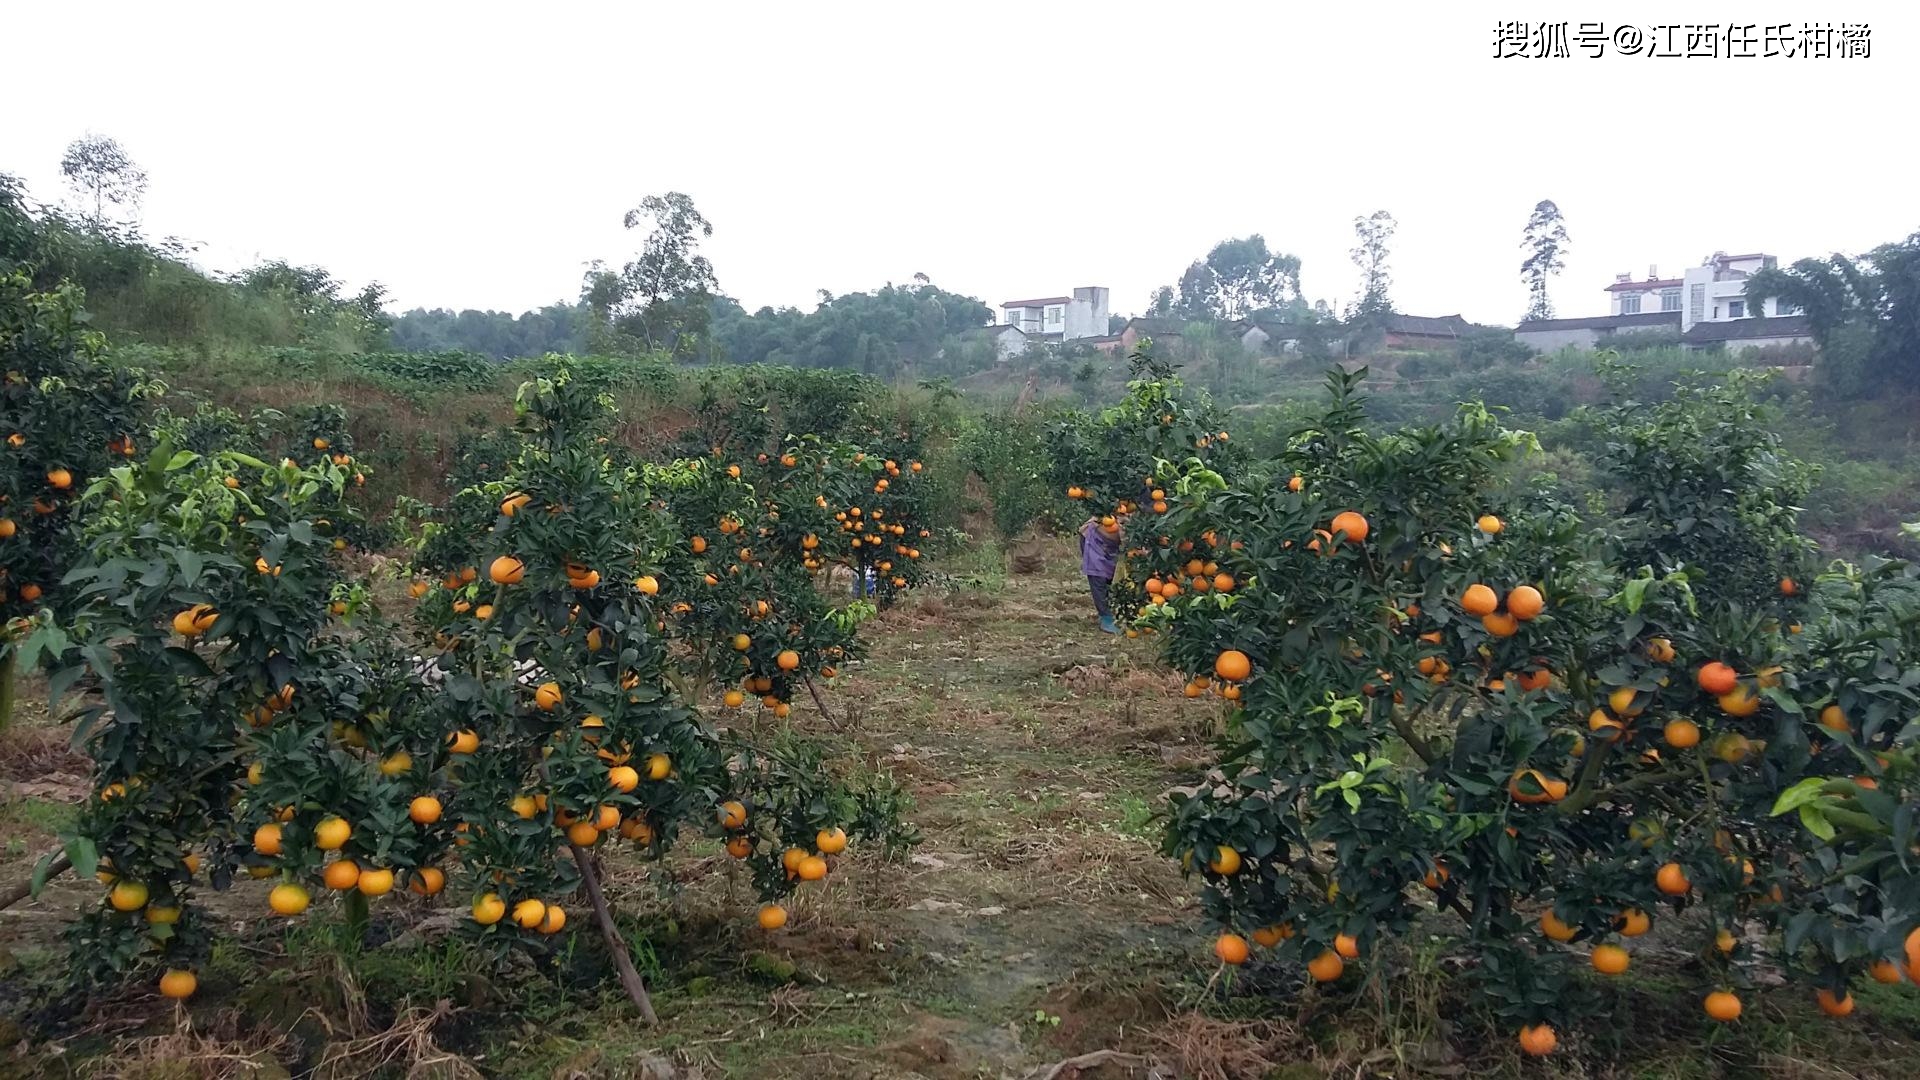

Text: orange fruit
xmin=1591 ymin=943 xmax=1630 ymax=975
xmin=158 ymin=969 xmax=198 ymax=999
xmin=726 ymin=836 xmax=753 ymax=858
xmin=1655 ymin=862 xmax=1691 ymax=896
xmin=512 ymin=899 xmax=547 ymax=929
xmin=1214 ymin=933 xmax=1250 ymax=965
xmin=1646 ymin=637 xmax=1676 ymax=663
xmin=719 ymin=800 xmax=748 ymax=830
xmin=46 ymin=467 xmax=72 ymax=490
xmin=1507 ymin=585 xmax=1544 ymax=621
xmin=488 ymin=556 xmax=525 ymax=585
xmin=1517 ymin=1023 xmax=1556 ymax=1057
xmin=1703 ymin=990 xmax=1742 ymax=1022
xmin=534 ymin=682 xmax=563 ymax=710
xmin=1330 ymin=511 xmax=1369 ymax=543
xmin=314 ymin=817 xmax=351 ymax=851
xmin=1306 ymin=950 xmax=1344 ymax=982
xmin=409 ymin=867 xmax=447 ymax=896
xmin=270 ymin=883 xmax=311 ymax=916
xmin=1461 ymin=584 xmax=1499 ymax=616
xmin=1779 ymin=576 xmax=1798 ymax=596
xmin=1287 ymin=474 xmax=1303 ymax=492
xmin=1208 ymin=846 xmax=1242 ymax=875
xmin=567 ymin=820 xmax=601 ymax=846
xmin=776 ymin=649 xmax=800 ymax=671
xmin=797 ymin=856 xmax=829 ymax=881
xmin=1213 ymin=650 xmax=1252 ymax=682
xmin=1251 ymin=924 xmax=1292 ymax=947
xmin=254 ymin=823 xmax=284 ymax=856
xmin=1818 ymin=705 xmax=1847 ymax=733
xmin=1868 ymin=959 xmax=1903 ymax=984
xmin=645 ymin=753 xmax=671 ymax=781
xmin=758 ymin=903 xmax=788 ymax=930
xmin=1477 ymin=514 xmax=1503 ymax=535
xmin=409 ymin=796 xmax=442 ymax=824
xmin=471 ymin=892 xmax=506 ymax=925
xmin=1482 ymin=612 xmax=1518 ymax=638
xmin=816 ymin=827 xmax=848 ymax=854
xmin=1718 ymin=687 xmax=1760 ymax=717
xmin=448 ymin=729 xmax=480 ymax=754
xmin=1539 ymin=910 xmax=1578 ymax=942
xmin=322 ymin=859 xmax=361 ymax=890
xmin=108 ymin=880 xmax=149 ymax=912
xmin=1816 ymin=988 xmax=1854 ymax=1016
xmin=357 ymin=867 xmax=395 ymax=896
xmin=1663 ymin=719 xmax=1700 ymax=748
xmin=1333 ymin=933 xmax=1359 ymax=959
xmin=1696 ymin=662 xmax=1739 ymax=696
xmin=539 ymin=905 xmax=567 ymax=934
xmin=1616 ymin=908 xmax=1651 ymax=936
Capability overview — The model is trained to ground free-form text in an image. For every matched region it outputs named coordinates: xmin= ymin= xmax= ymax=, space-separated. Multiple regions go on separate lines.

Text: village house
xmin=1517 ymin=252 xmax=1816 ymax=353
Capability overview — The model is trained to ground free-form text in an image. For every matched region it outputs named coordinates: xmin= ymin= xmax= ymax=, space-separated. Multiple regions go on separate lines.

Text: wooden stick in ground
xmin=802 ymin=672 xmax=836 ymax=725
xmin=567 ymin=842 xmax=658 ymax=1025
xmin=0 ymin=850 xmax=70 ymax=912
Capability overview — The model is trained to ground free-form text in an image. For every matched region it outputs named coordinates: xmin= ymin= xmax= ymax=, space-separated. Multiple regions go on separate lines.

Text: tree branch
xmin=569 ymin=842 xmax=658 ymax=1024
xmin=0 ymin=849 xmax=70 ymax=912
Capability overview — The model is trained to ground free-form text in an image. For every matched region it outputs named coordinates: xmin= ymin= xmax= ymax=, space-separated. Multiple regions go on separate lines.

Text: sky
xmin=5 ymin=2 xmax=1915 ymax=328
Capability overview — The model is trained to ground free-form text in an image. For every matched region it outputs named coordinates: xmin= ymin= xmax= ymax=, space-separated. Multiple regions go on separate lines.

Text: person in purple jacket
xmin=1079 ymin=516 xmax=1123 ymax=633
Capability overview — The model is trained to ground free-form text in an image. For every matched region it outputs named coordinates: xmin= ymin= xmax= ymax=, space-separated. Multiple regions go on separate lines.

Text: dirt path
xmin=630 ymin=546 xmax=1223 ymax=1078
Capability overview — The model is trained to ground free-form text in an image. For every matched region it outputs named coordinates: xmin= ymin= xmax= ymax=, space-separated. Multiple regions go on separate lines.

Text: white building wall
xmin=1516 ymin=327 xmax=1604 ymax=352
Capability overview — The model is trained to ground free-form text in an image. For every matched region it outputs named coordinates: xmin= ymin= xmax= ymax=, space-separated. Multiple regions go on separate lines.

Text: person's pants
xmin=1088 ymin=576 xmax=1112 ymax=619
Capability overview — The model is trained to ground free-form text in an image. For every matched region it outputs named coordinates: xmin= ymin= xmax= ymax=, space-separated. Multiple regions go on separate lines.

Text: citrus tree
xmin=0 ymin=271 xmax=160 ymax=727
xmin=1131 ymin=367 xmax=1920 ymax=1054
xmin=39 ymin=445 xmax=360 ymax=998
xmin=400 ymin=366 xmax=913 ymax=1017
xmin=1045 ymin=353 xmax=1241 ymax=624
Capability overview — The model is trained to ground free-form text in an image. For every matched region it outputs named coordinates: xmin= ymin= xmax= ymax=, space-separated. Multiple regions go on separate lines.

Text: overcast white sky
xmin=5 ymin=2 xmax=1915 ymax=327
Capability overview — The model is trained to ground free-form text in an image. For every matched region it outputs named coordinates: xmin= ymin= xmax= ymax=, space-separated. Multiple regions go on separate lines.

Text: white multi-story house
xmin=1518 ymin=251 xmax=1813 ymax=353
xmin=1608 ymin=254 xmax=1801 ymax=331
xmin=1000 ymin=286 xmax=1110 ymax=342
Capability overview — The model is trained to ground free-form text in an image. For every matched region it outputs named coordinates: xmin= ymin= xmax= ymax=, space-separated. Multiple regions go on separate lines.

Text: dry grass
xmin=1142 ymin=1013 xmax=1305 ymax=1080
xmin=80 ymin=1009 xmax=294 ymax=1080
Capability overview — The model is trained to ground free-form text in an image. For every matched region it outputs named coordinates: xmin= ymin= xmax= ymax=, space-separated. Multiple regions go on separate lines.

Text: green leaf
xmin=1798 ymin=804 xmax=1836 ymax=842
xmin=165 ymin=450 xmax=201 ymax=472
xmin=64 ymin=835 xmax=99 ymax=879
xmin=1770 ymin=777 xmax=1829 ymax=816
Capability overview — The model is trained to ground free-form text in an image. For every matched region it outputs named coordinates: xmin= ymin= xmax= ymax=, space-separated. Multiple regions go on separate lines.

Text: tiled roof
xmin=1387 ymin=314 xmax=1473 ymax=337
xmin=1605 ymin=278 xmax=1684 ymax=293
xmin=1517 ymin=312 xmax=1681 ymax=332
xmin=1682 ymin=315 xmax=1813 ymax=343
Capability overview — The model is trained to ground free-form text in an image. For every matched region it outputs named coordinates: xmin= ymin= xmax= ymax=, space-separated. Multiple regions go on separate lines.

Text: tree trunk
xmin=568 ymin=843 xmax=658 ymax=1024
xmin=0 ymin=647 xmax=16 ymax=736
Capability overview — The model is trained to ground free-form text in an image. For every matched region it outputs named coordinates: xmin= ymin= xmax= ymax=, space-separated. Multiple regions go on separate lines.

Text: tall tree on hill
xmin=1146 ymin=286 xmax=1176 ymax=319
xmin=1348 ymin=210 xmax=1397 ymax=325
xmin=1745 ymin=231 xmax=1920 ymax=395
xmin=1205 ymin=235 xmax=1302 ymax=318
xmin=585 ymin=192 xmax=719 ymax=360
xmin=59 ymin=134 xmax=147 ymax=232
xmin=1175 ymin=260 xmax=1220 ymax=319
xmin=1519 ymin=199 xmax=1570 ymax=322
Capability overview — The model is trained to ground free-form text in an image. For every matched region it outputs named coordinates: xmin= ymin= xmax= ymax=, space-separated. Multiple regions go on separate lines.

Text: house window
xmin=1775 ymin=298 xmax=1800 ymax=316
xmin=1690 ymin=284 xmax=1706 ymax=321
xmin=1728 ymin=300 xmax=1745 ymax=318
xmin=1044 ymin=305 xmax=1063 ymax=325
xmin=1619 ymin=294 xmax=1641 ymax=314
xmin=1660 ymin=288 xmax=1681 ymax=311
